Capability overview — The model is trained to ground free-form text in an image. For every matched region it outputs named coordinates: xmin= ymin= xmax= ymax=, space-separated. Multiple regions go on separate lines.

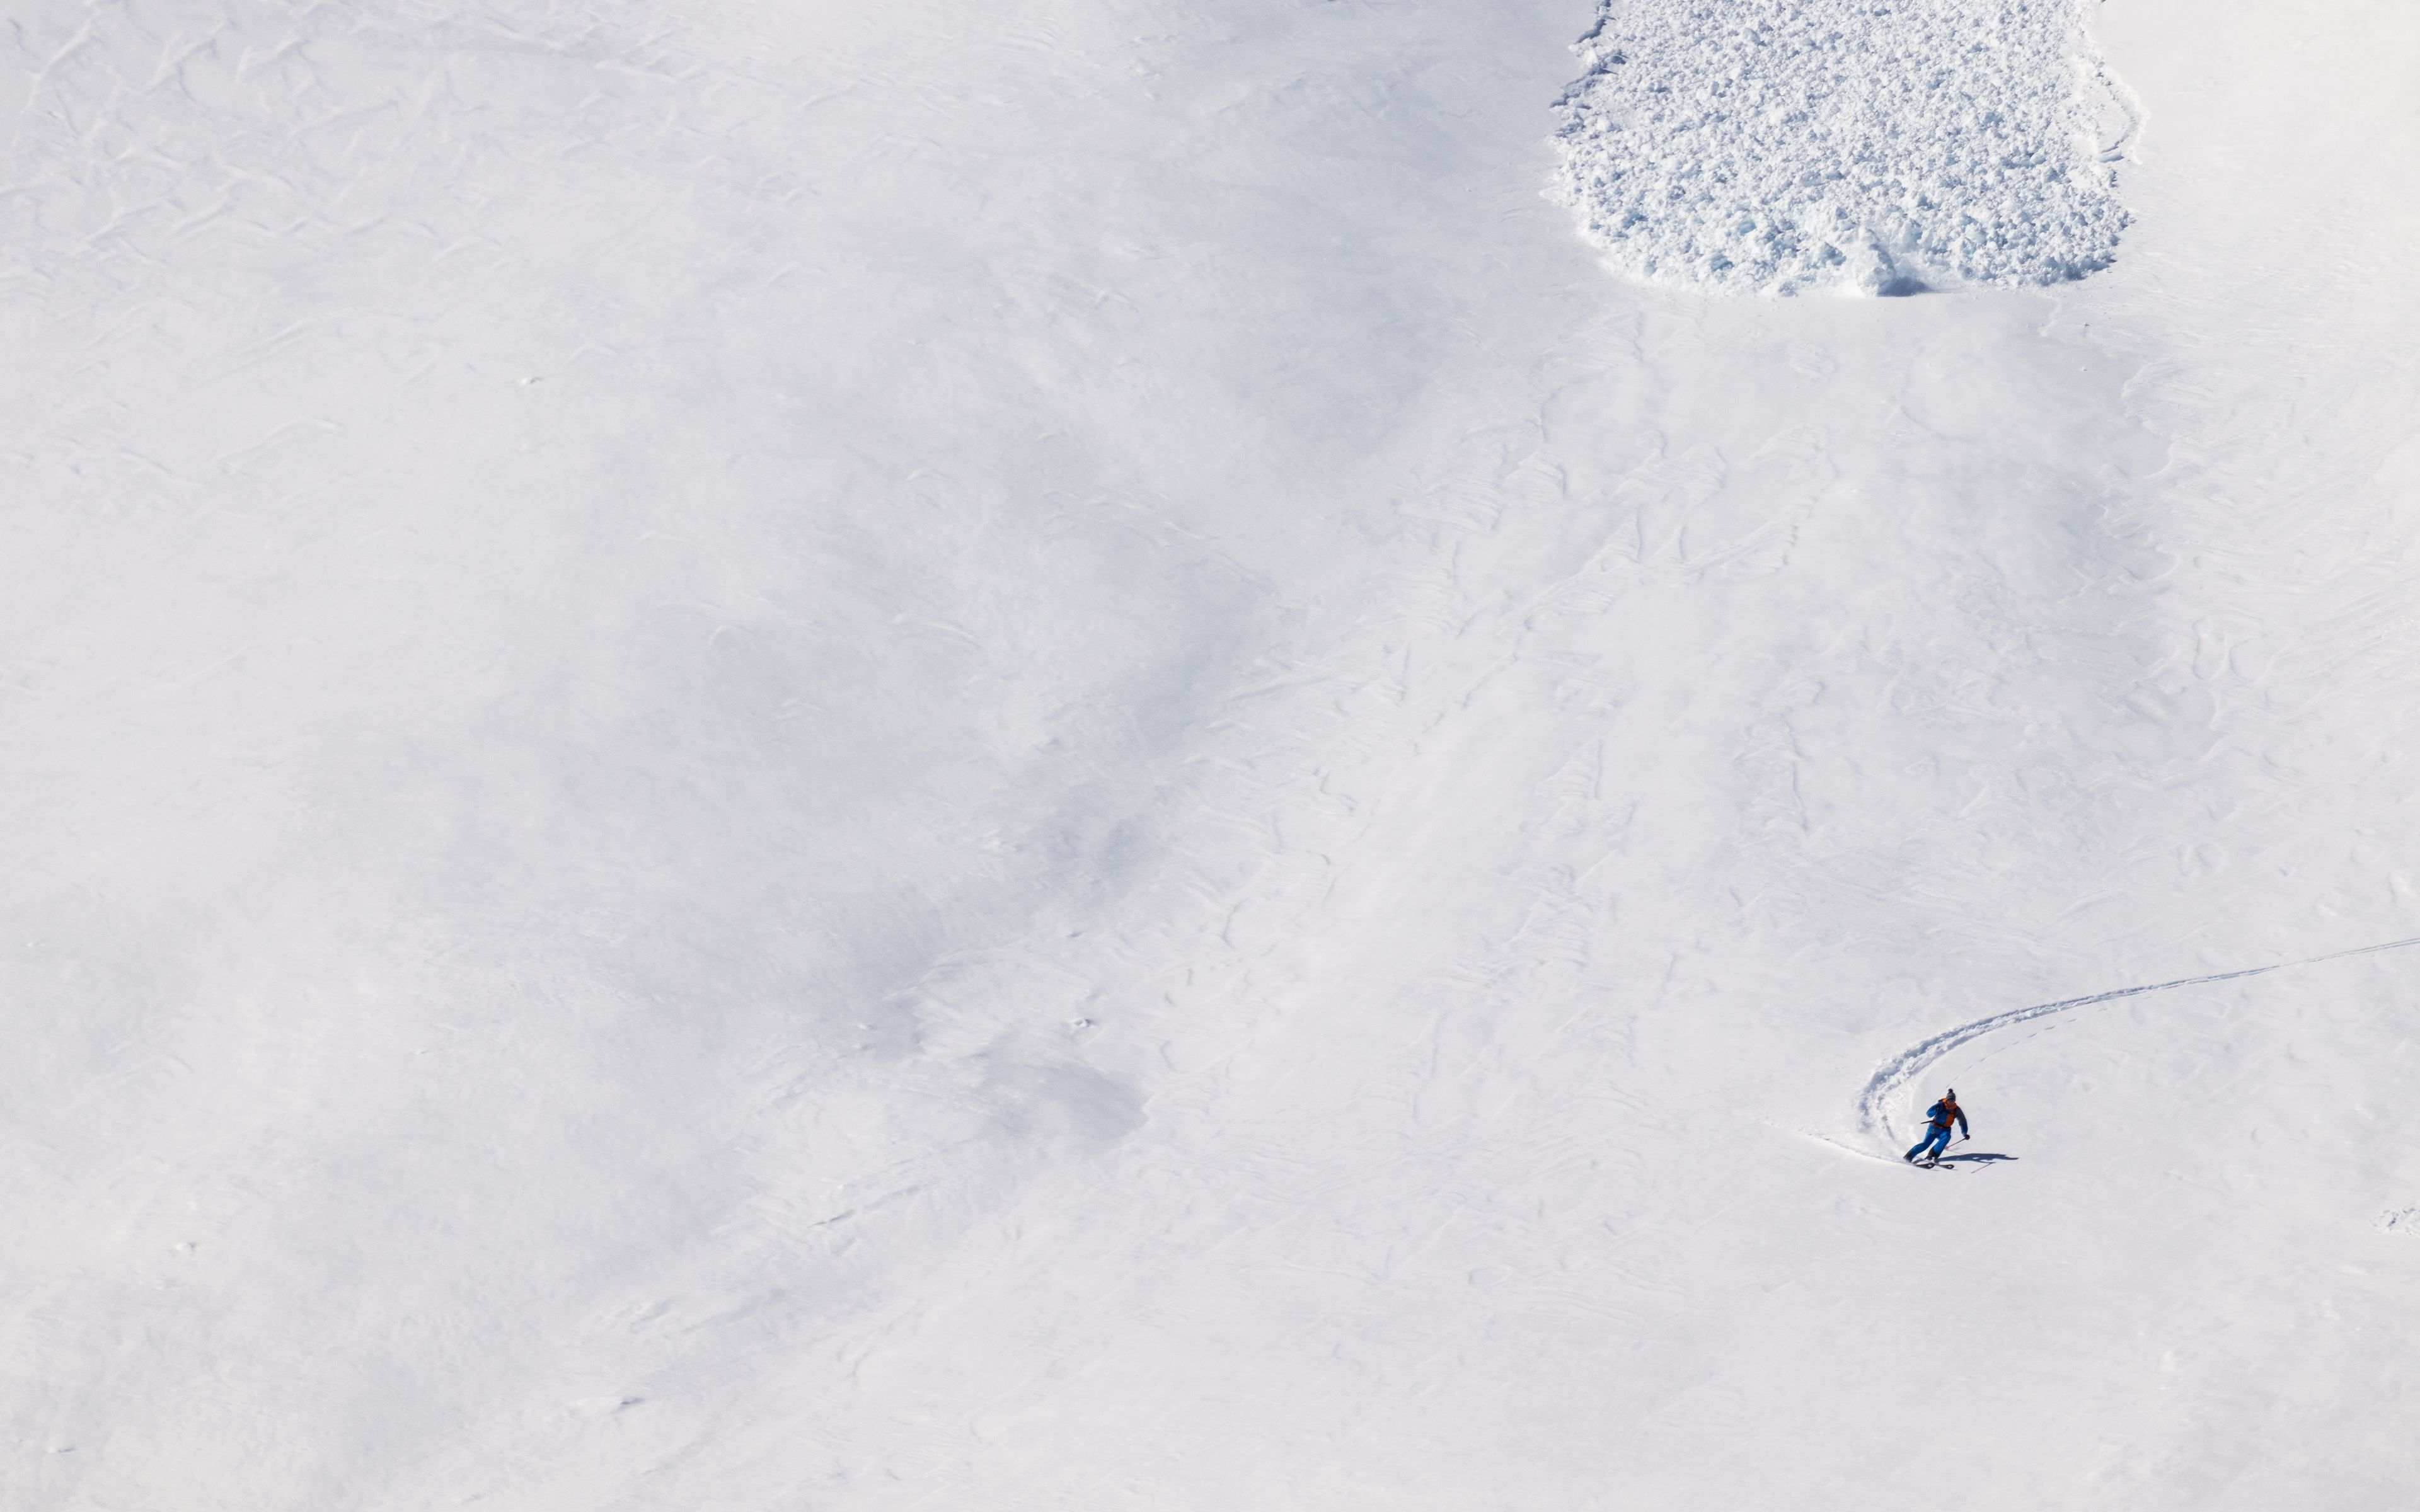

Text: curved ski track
xmin=1855 ymin=932 xmax=2420 ymax=1147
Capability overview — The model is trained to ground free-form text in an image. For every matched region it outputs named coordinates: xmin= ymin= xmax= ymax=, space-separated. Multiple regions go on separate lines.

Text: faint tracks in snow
xmin=1855 ymin=932 xmax=2420 ymax=1146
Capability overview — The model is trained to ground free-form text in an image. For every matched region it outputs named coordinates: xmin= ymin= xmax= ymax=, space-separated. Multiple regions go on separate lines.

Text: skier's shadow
xmin=1939 ymin=1152 xmax=2019 ymax=1166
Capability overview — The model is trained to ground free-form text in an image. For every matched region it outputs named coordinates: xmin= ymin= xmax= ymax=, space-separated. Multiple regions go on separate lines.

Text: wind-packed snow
xmin=6 ymin=0 xmax=2420 ymax=1508
xmin=1553 ymin=0 xmax=2136 ymax=294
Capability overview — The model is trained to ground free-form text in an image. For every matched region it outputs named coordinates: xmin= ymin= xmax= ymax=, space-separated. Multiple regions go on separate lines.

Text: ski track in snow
xmin=1856 ymin=933 xmax=2420 ymax=1147
xmin=1553 ymin=0 xmax=2140 ymax=295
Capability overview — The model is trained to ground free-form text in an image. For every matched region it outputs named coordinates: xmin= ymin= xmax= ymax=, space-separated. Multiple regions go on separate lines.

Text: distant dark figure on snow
xmin=1904 ymin=1089 xmax=1968 ymax=1165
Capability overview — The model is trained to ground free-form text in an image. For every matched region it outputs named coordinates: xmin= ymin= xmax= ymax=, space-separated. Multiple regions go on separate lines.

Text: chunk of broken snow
xmin=1552 ymin=0 xmax=2136 ymax=295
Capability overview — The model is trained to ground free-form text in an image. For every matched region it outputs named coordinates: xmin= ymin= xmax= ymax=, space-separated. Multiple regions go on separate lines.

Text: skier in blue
xmin=1904 ymin=1088 xmax=1967 ymax=1165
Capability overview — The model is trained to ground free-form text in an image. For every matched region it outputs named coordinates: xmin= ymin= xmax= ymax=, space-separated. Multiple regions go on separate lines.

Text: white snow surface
xmin=6 ymin=1 xmax=2420 ymax=1508
xmin=1554 ymin=0 xmax=2136 ymax=294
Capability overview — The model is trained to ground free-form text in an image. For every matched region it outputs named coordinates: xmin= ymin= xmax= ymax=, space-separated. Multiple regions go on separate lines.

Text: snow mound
xmin=2383 ymin=1210 xmax=2420 ymax=1236
xmin=1552 ymin=0 xmax=2136 ymax=295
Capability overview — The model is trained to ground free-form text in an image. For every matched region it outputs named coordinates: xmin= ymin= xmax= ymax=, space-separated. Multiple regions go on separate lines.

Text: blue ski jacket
xmin=1923 ymin=1099 xmax=1969 ymax=1137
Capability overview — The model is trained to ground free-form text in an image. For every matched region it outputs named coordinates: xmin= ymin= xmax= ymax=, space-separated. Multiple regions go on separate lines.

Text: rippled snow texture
xmin=1553 ymin=0 xmax=2135 ymax=296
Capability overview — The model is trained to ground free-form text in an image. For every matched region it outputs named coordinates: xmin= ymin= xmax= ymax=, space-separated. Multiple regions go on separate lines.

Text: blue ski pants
xmin=1906 ymin=1126 xmax=1952 ymax=1162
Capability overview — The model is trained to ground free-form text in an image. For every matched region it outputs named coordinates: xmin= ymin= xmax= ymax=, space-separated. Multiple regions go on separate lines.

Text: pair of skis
xmin=1908 ymin=1133 xmax=1968 ymax=1169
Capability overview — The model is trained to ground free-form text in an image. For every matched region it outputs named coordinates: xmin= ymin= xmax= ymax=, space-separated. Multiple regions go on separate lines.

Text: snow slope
xmin=4 ymin=1 xmax=2418 ymax=1508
